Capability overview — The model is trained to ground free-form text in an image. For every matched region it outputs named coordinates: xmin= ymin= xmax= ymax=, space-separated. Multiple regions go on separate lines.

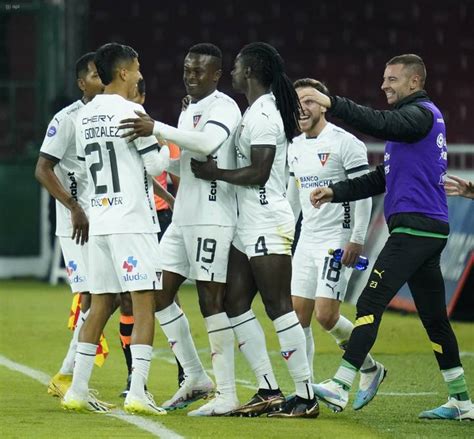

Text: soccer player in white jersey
xmin=287 ymin=78 xmax=385 ymax=410
xmin=62 ymin=43 xmax=170 ymax=415
xmin=191 ymin=42 xmax=318 ymax=418
xmin=120 ymin=43 xmax=241 ymax=416
xmin=35 ymin=52 xmax=103 ymax=398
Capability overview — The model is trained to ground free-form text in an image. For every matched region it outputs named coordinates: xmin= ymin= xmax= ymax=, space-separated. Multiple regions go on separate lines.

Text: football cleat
xmin=61 ymin=389 xmax=111 ymax=413
xmin=267 ymin=395 xmax=319 ymax=418
xmin=187 ymin=393 xmax=239 ymax=417
xmin=124 ymin=391 xmax=167 ymax=416
xmin=119 ymin=374 xmax=132 ymax=398
xmin=419 ymin=398 xmax=474 ymax=421
xmin=230 ymin=390 xmax=285 ymax=417
xmin=48 ymin=373 xmax=72 ymax=398
xmin=162 ymin=376 xmax=214 ymax=410
xmin=312 ymin=380 xmax=349 ymax=412
xmin=353 ymin=362 xmax=387 ymax=410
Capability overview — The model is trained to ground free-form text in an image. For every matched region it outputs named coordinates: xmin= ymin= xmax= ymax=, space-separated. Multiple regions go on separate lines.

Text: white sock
xmin=60 ymin=310 xmax=89 ymax=375
xmin=229 ymin=310 xmax=278 ymax=390
xmin=155 ymin=303 xmax=206 ymax=381
xmin=303 ymin=326 xmax=315 ymax=382
xmin=328 ymin=315 xmax=376 ymax=371
xmin=69 ymin=342 xmax=97 ymax=396
xmin=274 ymin=311 xmax=313 ymax=399
xmin=205 ymin=313 xmax=236 ymax=400
xmin=129 ymin=344 xmax=152 ymax=398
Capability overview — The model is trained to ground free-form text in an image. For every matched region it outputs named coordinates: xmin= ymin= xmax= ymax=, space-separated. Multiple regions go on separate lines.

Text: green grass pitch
xmin=0 ymin=280 xmax=473 ymax=438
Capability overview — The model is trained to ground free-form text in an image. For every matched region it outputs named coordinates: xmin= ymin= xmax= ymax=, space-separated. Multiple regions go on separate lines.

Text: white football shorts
xmin=291 ymin=233 xmax=352 ymax=301
xmin=59 ymin=236 xmax=90 ymax=293
xmin=159 ymin=223 xmax=235 ymax=283
xmin=88 ymin=233 xmax=162 ymax=294
xmin=233 ymin=221 xmax=294 ymax=259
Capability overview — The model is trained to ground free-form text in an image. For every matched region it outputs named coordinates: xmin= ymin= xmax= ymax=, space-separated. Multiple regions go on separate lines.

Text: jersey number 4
xmin=85 ymin=141 xmax=121 ymax=194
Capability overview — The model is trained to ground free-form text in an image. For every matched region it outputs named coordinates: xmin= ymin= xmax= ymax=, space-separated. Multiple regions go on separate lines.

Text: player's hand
xmin=119 ymin=110 xmax=155 ymax=142
xmin=190 ymin=155 xmax=218 ymax=181
xmin=310 ymin=187 xmax=334 ymax=208
xmin=70 ymin=205 xmax=89 ymax=245
xmin=445 ymin=174 xmax=474 ymax=199
xmin=181 ymin=95 xmax=191 ymax=111
xmin=341 ymin=241 xmax=363 ymax=267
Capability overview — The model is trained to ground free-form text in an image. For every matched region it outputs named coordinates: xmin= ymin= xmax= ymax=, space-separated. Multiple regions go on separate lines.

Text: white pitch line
xmin=377 ymin=392 xmax=438 ymax=396
xmin=0 ymin=354 xmax=184 ymax=439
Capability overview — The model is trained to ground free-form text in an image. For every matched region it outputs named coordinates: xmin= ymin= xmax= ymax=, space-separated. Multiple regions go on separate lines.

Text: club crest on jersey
xmin=318 ymin=153 xmax=330 ymax=166
xmin=281 ymin=349 xmax=297 ymax=360
xmin=193 ymin=113 xmax=202 ymax=128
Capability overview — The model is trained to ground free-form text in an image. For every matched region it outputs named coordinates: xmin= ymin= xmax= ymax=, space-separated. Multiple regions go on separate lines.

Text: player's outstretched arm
xmin=310 ymin=187 xmax=334 ymax=209
xmin=191 ymin=146 xmax=274 ymax=186
xmin=120 ymin=111 xmax=228 ymax=156
xmin=445 ymin=174 xmax=474 ymax=199
xmin=119 ymin=111 xmax=155 ymax=142
xmin=35 ymin=156 xmax=89 ymax=245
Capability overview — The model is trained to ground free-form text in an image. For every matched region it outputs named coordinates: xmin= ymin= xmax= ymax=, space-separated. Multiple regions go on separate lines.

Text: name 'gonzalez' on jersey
xmin=75 ymin=94 xmax=160 ymax=236
xmin=173 ymin=90 xmax=241 ymax=227
xmin=235 ymin=93 xmax=294 ymax=229
xmin=288 ymin=123 xmax=369 ymax=235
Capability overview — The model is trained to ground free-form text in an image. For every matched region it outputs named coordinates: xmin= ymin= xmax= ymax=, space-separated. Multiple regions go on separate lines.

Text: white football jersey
xmin=173 ymin=90 xmax=241 ymax=226
xmin=288 ymin=123 xmax=369 ymax=235
xmin=76 ymin=94 xmax=159 ymax=235
xmin=235 ymin=93 xmax=294 ymax=229
xmin=40 ymin=100 xmax=89 ymax=237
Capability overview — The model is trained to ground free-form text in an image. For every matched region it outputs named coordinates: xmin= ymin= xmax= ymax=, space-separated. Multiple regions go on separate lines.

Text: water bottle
xmin=328 ymin=248 xmax=369 ymax=271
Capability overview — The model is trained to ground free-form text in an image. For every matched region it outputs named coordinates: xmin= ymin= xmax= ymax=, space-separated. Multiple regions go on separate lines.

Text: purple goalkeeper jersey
xmin=383 ymin=101 xmax=448 ymax=223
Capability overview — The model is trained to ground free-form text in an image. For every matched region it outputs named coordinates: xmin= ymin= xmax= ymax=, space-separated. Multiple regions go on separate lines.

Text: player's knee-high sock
xmin=119 ymin=314 xmax=134 ymax=376
xmin=274 ymin=311 xmax=314 ymax=399
xmin=303 ymin=326 xmax=315 ymax=381
xmin=129 ymin=344 xmax=152 ymax=398
xmin=442 ymin=367 xmax=470 ymax=402
xmin=69 ymin=342 xmax=97 ymax=395
xmin=328 ymin=315 xmax=376 ymax=371
xmin=229 ymin=310 xmax=279 ymax=390
xmin=205 ymin=313 xmax=237 ymax=401
xmin=155 ymin=303 xmax=207 ymax=382
xmin=60 ymin=310 xmax=89 ymax=375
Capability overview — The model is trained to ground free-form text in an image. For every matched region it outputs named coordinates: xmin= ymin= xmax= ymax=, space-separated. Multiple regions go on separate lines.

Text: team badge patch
xmin=281 ymin=349 xmax=297 ymax=360
xmin=193 ymin=114 xmax=202 ymax=127
xmin=47 ymin=126 xmax=57 ymax=137
xmin=318 ymin=152 xmax=330 ymax=166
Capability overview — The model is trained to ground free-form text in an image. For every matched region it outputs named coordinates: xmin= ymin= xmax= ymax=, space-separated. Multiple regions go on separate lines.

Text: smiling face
xmin=381 ymin=63 xmax=420 ymax=105
xmin=123 ymin=57 xmax=143 ymax=101
xmin=296 ymin=86 xmax=326 ymax=135
xmin=183 ymin=53 xmax=221 ymax=101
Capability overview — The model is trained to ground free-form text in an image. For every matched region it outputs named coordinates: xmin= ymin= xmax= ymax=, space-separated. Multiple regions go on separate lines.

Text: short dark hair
xmin=293 ymin=78 xmax=330 ymax=96
xmin=188 ymin=43 xmax=222 ymax=69
xmin=189 ymin=43 xmax=222 ymax=60
xmin=94 ymin=43 xmax=138 ymax=85
xmin=386 ymin=54 xmax=427 ymax=86
xmin=137 ymin=78 xmax=146 ymax=96
xmin=75 ymin=52 xmax=95 ymax=79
